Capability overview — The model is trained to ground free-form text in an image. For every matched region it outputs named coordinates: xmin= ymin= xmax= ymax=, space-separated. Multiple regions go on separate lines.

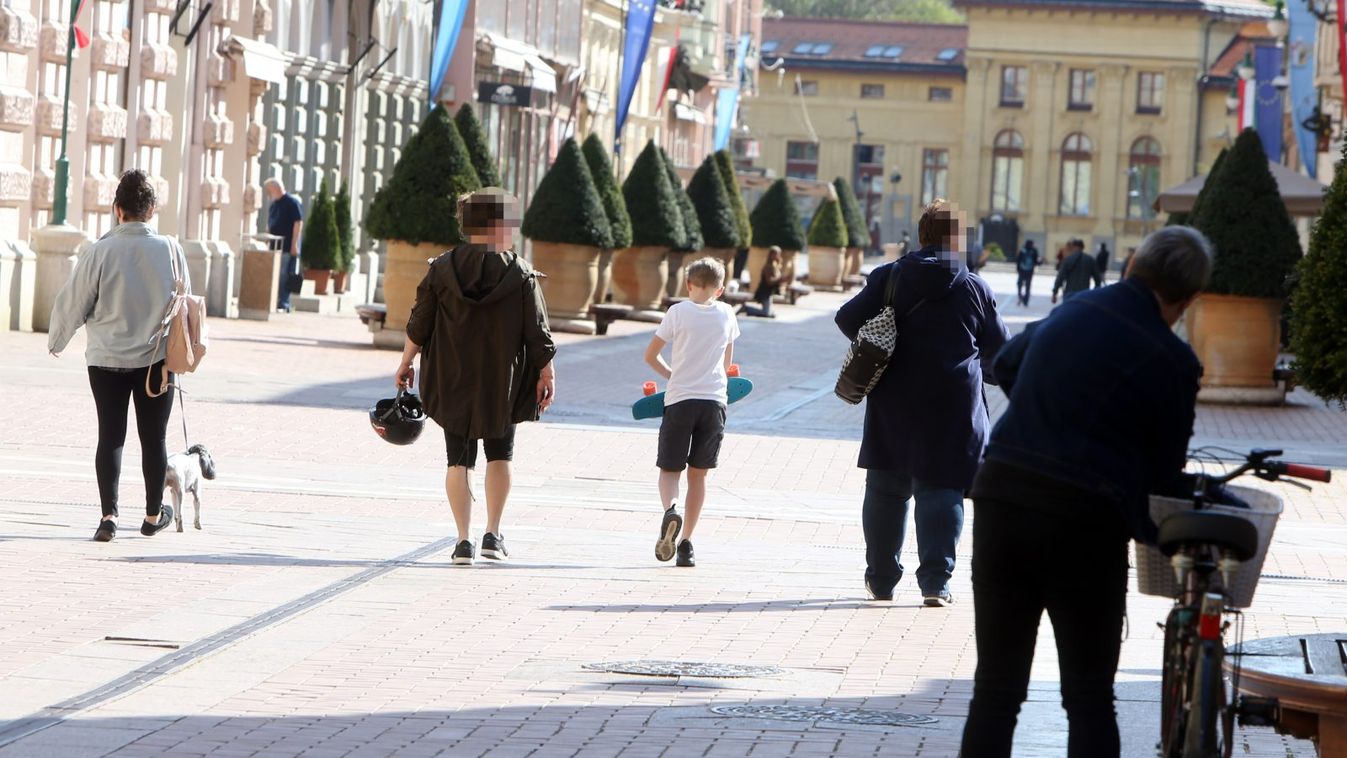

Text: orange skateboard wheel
xmin=643 ymin=381 xmax=658 ymax=396
xmin=727 ymin=364 xmax=740 ymax=377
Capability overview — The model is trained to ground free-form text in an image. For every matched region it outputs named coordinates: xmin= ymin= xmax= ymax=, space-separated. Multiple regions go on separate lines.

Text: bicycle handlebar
xmin=1278 ymin=462 xmax=1333 ymax=483
xmin=1194 ymin=449 xmax=1333 ymax=488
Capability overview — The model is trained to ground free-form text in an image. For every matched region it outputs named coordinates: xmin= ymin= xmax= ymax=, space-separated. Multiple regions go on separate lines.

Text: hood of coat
xmin=439 ymin=244 xmax=533 ymax=306
xmin=900 ymin=246 xmax=969 ymax=300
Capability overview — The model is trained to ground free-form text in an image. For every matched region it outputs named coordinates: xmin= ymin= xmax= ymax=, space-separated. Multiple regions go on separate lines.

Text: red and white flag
xmin=1236 ymin=78 xmax=1256 ymax=132
xmin=73 ymin=0 xmax=91 ymax=49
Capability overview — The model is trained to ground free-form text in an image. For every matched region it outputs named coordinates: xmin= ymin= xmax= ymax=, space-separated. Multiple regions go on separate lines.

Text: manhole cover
xmin=583 ymin=660 xmax=784 ymax=678
xmin=710 ymin=704 xmax=938 ymax=727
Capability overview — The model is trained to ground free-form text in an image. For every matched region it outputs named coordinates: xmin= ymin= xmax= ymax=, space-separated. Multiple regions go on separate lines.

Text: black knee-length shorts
xmin=445 ymin=424 xmax=516 ymax=469
xmin=657 ymin=400 xmax=726 ymax=472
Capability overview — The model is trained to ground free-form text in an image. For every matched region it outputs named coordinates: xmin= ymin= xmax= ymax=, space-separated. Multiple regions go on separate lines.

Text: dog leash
xmin=176 ymin=386 xmax=190 ymax=448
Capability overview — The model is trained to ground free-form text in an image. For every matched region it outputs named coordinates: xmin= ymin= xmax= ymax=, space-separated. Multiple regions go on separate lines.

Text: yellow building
xmin=742 ymin=1 xmax=1273 ymax=254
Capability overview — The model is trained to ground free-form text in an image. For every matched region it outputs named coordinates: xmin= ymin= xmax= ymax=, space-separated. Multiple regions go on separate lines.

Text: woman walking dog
xmin=395 ymin=189 xmax=557 ymax=566
xmin=48 ymin=169 xmax=189 ymax=541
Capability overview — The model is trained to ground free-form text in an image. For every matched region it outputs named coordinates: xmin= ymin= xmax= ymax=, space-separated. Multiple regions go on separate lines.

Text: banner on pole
xmin=1254 ymin=45 xmax=1283 ymax=160
xmin=615 ymin=0 xmax=658 ymax=150
xmin=712 ymin=34 xmax=752 ymax=152
xmin=429 ymin=0 xmax=469 ymax=104
xmin=1289 ymin=0 xmax=1318 ymax=177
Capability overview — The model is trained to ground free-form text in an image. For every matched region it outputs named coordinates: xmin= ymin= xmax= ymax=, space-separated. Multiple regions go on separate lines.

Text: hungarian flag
xmin=73 ymin=0 xmax=91 ymax=49
xmin=1236 ymin=78 xmax=1255 ymax=133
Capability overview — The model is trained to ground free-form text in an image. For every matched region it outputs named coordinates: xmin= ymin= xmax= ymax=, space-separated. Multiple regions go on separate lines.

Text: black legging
xmin=88 ymin=363 xmax=174 ymax=519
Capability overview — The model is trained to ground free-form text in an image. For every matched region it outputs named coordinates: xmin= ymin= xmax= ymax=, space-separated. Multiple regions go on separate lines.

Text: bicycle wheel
xmin=1160 ymin=608 xmax=1191 ymax=756
xmin=1182 ymin=639 xmax=1227 ymax=758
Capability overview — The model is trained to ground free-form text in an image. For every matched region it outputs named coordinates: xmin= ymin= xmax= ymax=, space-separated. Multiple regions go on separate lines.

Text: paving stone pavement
xmin=0 ymin=268 xmax=1342 ymax=757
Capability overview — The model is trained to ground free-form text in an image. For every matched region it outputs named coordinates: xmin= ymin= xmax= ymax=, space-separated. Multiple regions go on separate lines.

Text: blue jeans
xmin=862 ymin=469 xmax=964 ymax=596
xmin=276 ymin=252 xmax=298 ymax=310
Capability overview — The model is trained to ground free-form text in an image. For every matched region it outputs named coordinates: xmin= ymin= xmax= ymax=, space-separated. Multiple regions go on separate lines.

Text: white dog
xmin=165 ymin=444 xmax=216 ymax=531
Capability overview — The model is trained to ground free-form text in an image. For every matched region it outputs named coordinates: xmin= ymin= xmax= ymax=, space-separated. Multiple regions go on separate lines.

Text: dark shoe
xmin=923 ymin=592 xmax=954 ymax=607
xmin=865 ymin=579 xmax=893 ymax=601
xmin=93 ymin=519 xmax=116 ymax=542
xmin=676 ymin=539 xmax=695 ymax=567
xmin=655 ymin=506 xmax=683 ymax=562
xmin=481 ymin=532 xmax=508 ymax=560
xmin=140 ymin=505 xmax=174 ymax=536
xmin=452 ymin=540 xmax=475 ymax=566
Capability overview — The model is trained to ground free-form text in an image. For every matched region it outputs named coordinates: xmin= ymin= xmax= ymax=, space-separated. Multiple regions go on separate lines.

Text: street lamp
xmin=1237 ymin=52 xmax=1255 ymax=82
xmin=51 ymin=0 xmax=81 ymax=227
xmin=1267 ymin=0 xmax=1288 ymax=40
xmin=1226 ymin=82 xmax=1240 ymax=113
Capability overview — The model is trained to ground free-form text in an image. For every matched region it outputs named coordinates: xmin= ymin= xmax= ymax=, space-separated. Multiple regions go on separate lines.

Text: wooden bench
xmin=661 ymin=296 xmax=689 ymax=311
xmin=1227 ymin=633 xmax=1347 ymax=756
xmin=787 ymin=283 xmax=813 ymax=305
xmin=842 ymin=274 xmax=866 ymax=292
xmin=355 ymin=303 xmax=387 ymax=328
xmin=720 ymin=291 xmax=753 ymax=308
xmin=589 ymin=303 xmax=631 ymax=335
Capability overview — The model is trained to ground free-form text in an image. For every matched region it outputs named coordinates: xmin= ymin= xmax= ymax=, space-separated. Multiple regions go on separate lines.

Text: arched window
xmin=991 ymin=130 xmax=1024 ymax=212
xmin=1059 ymin=133 xmax=1093 ymax=216
xmin=1127 ymin=137 xmax=1162 ymax=219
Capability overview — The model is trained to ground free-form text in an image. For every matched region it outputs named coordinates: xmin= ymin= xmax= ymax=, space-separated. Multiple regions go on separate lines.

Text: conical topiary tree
xmin=521 ymin=137 xmax=613 ymax=249
xmin=750 ymin=178 xmax=806 ymax=251
xmin=622 ymin=141 xmax=686 ymax=249
xmin=659 ymin=146 xmax=702 ymax=253
xmin=714 ymin=149 xmax=751 ymax=249
xmin=1290 ymin=141 xmax=1347 ymax=408
xmin=301 ymin=179 xmax=340 ymax=272
xmin=1190 ymin=129 xmax=1301 ymax=299
xmin=1184 ymin=147 xmax=1227 ymax=229
xmin=455 ymin=103 xmax=502 ymax=188
xmin=686 ymin=155 xmax=741 ymax=250
xmin=807 ymin=196 xmax=849 ymax=248
xmin=833 ymin=177 xmax=868 ymax=250
xmin=582 ymin=133 xmax=632 ymax=250
xmin=365 ymin=105 xmax=481 ymax=246
xmin=334 ymin=180 xmax=355 ymax=272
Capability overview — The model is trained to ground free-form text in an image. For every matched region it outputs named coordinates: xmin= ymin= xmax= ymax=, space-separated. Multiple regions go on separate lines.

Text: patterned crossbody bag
xmin=834 ymin=264 xmax=925 ymax=405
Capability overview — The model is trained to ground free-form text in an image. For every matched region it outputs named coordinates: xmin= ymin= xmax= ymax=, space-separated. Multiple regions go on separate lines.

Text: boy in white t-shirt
xmin=642 ymin=257 xmax=741 ymax=567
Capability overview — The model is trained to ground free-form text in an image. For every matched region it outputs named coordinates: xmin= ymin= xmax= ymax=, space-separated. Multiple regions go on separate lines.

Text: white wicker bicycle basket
xmin=1135 ymin=484 xmax=1283 ymax=609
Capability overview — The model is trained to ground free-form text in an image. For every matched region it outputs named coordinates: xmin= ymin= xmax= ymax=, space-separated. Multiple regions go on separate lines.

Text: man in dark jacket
xmin=1051 ymin=239 xmax=1101 ymax=303
xmin=836 ymin=200 xmax=1009 ymax=607
xmin=1013 ymin=240 xmax=1039 ymax=306
xmin=960 ymin=226 xmax=1212 ymax=757
xmin=1095 ymin=242 xmax=1112 ymax=284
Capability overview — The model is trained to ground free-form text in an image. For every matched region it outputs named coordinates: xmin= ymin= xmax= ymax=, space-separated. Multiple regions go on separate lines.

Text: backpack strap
xmin=145 ymin=241 xmax=187 ymax=398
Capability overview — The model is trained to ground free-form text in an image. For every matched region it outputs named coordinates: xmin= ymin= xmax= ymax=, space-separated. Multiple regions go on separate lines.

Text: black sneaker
xmin=675 ymin=539 xmax=695 ymax=567
xmin=452 ymin=540 xmax=475 ymax=566
xmin=481 ymin=532 xmax=508 ymax=560
xmin=865 ymin=579 xmax=893 ymax=602
xmin=655 ymin=506 xmax=683 ymax=562
xmin=93 ymin=519 xmax=116 ymax=542
xmin=140 ymin=505 xmax=174 ymax=537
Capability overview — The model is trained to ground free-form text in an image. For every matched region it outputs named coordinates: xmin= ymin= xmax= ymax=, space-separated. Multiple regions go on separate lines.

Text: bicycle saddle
xmin=1156 ymin=511 xmax=1259 ymax=561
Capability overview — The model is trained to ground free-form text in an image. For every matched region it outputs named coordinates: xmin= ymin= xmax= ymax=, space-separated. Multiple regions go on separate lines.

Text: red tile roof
xmin=761 ymin=17 xmax=967 ymax=69
xmin=1207 ymin=22 xmax=1276 ymax=84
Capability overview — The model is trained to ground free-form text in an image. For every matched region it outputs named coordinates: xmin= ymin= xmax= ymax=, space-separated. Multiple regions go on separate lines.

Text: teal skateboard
xmin=632 ymin=367 xmax=753 ymax=420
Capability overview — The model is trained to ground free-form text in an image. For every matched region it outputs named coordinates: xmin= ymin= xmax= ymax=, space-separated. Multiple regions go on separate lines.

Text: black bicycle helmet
xmin=369 ymin=389 xmax=426 ymax=446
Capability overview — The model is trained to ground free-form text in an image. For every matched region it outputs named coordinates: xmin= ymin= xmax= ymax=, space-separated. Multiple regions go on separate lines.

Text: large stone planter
xmin=383 ymin=239 xmax=445 ymax=334
xmin=592 ymin=248 xmax=619 ymax=305
xmin=531 ymin=241 xmax=601 ymax=335
xmin=611 ymin=245 xmax=669 ymax=321
xmin=845 ymin=247 xmax=863 ymax=277
xmin=782 ymin=249 xmax=800 ymax=287
xmin=1187 ymin=293 xmax=1286 ymax=405
xmin=703 ymin=247 xmax=736 ymax=280
xmin=665 ymin=250 xmax=688 ymax=298
xmin=807 ymin=245 xmax=846 ymax=289
xmin=745 ymin=246 xmax=800 ymax=295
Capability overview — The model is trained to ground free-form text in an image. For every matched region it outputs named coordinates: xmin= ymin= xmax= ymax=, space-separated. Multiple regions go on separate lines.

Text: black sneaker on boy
xmin=481 ymin=532 xmax=508 ymax=560
xmin=655 ymin=505 xmax=683 ymax=562
xmin=452 ymin=540 xmax=476 ymax=566
xmin=676 ymin=539 xmax=695 ymax=567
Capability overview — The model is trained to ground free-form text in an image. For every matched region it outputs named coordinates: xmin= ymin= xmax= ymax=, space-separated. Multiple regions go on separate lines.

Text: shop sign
xmin=478 ymin=82 xmax=533 ymax=107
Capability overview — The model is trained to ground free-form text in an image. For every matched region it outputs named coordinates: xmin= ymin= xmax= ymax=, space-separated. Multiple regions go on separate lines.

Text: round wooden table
xmin=1228 ymin=633 xmax=1347 ymax=756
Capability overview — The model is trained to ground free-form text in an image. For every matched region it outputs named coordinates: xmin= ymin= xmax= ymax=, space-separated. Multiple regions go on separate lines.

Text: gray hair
xmin=1126 ymin=226 xmax=1213 ymax=304
xmin=263 ymin=177 xmax=284 ymax=192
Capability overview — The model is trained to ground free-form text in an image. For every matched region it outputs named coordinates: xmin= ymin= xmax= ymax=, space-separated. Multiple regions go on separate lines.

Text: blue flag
xmin=1289 ymin=0 xmax=1318 ymax=177
xmin=430 ymin=0 xmax=469 ymax=103
xmin=1254 ymin=45 xmax=1283 ymax=161
xmin=615 ymin=0 xmax=658 ymax=153
xmin=713 ymin=34 xmax=752 ymax=151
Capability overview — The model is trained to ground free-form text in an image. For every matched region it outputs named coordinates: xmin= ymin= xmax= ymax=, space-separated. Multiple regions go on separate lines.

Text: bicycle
xmin=1148 ymin=448 xmax=1332 ymax=758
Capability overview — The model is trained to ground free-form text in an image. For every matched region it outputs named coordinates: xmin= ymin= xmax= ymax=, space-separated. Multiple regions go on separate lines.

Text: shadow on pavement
xmin=543 ymin=600 xmax=902 ymax=613
xmin=111 ymin=553 xmax=603 ymax=571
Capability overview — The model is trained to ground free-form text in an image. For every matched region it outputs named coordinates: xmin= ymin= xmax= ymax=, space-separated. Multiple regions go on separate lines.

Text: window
xmin=1001 ymin=65 xmax=1028 ymax=107
xmin=861 ymin=83 xmax=885 ymax=99
xmin=811 ymin=43 xmax=833 ymax=55
xmin=794 ymin=79 xmax=818 ymax=96
xmin=792 ymin=42 xmax=815 ymax=54
xmin=1138 ymin=72 xmax=1165 ymax=114
xmin=883 ymin=46 xmax=903 ymax=58
xmin=991 ymin=130 xmax=1024 ymax=212
xmin=929 ymin=86 xmax=953 ymax=102
xmin=1068 ymin=69 xmax=1095 ymax=110
xmin=1127 ymin=137 xmax=1162 ymax=219
xmin=790 ymin=42 xmax=832 ymax=55
xmin=1059 ymin=133 xmax=1093 ymax=216
xmin=864 ymin=45 xmax=886 ymax=57
xmin=786 ymin=140 xmax=819 ymax=180
xmin=760 ymin=40 xmax=779 ymax=54
xmin=937 ymin=48 xmax=960 ymax=62
xmin=921 ymin=149 xmax=950 ymax=205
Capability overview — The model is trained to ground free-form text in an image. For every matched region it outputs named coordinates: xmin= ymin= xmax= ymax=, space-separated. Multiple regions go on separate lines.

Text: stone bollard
xmin=361 ymin=250 xmax=379 ymax=305
xmin=207 ymin=242 xmax=237 ymax=318
xmin=182 ymin=240 xmax=214 ymax=314
xmin=1 ymin=239 xmax=37 ymax=332
xmin=31 ymin=224 xmax=86 ymax=333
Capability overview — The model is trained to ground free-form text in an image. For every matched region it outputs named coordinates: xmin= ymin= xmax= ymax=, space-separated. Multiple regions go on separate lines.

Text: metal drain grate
xmin=710 ymin=704 xmax=938 ymax=727
xmin=583 ymin=660 xmax=784 ymax=678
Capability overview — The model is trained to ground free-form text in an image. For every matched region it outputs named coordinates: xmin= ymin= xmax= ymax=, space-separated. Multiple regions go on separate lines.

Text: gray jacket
xmin=48 ymin=222 xmax=191 ymax=369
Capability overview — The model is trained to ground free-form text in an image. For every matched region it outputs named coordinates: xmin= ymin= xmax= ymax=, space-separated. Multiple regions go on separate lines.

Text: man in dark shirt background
xmin=265 ymin=178 xmax=304 ymax=312
xmin=1051 ymin=238 xmax=1101 ymax=303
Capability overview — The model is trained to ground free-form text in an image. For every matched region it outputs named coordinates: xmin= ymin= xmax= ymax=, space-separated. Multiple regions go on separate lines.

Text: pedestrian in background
xmin=1052 ymin=239 xmax=1101 ymax=303
xmin=48 ymin=169 xmax=186 ymax=542
xmin=961 ymin=227 xmax=1213 ymax=757
xmin=264 ymin=178 xmax=303 ymax=313
xmin=396 ymin=189 xmax=557 ymax=566
xmin=1120 ymin=246 xmax=1137 ymax=279
xmin=835 ymin=199 xmax=1009 ymax=606
xmin=1014 ymin=239 xmax=1040 ymax=306
xmin=1096 ymin=242 xmax=1112 ymax=284
xmin=739 ymin=246 xmax=783 ymax=318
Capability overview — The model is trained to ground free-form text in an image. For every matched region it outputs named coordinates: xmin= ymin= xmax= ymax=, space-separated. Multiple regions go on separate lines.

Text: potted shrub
xmin=747 ymin=178 xmax=806 ymax=294
xmin=1188 ymin=128 xmax=1302 ymax=403
xmin=300 ymin=179 xmax=340 ymax=295
xmin=520 ymin=137 xmax=613 ymax=334
xmin=1290 ymin=142 xmax=1347 ymax=409
xmin=455 ymin=103 xmax=502 ymax=188
xmin=365 ymin=106 xmax=481 ymax=336
xmin=582 ymin=133 xmax=633 ymax=305
xmin=806 ymin=191 xmax=848 ymax=289
xmin=686 ymin=154 xmax=741 ymax=276
xmin=715 ymin=149 xmax=753 ymax=278
xmin=332 ymin=180 xmax=355 ymax=293
xmin=834 ymin=177 xmax=869 ymax=277
xmin=659 ymin=146 xmax=703 ymax=298
xmin=615 ymin=141 xmax=686 ymax=319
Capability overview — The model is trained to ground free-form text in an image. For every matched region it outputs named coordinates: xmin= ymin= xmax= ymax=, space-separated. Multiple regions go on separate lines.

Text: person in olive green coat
xmin=396 ymin=190 xmax=557 ymax=566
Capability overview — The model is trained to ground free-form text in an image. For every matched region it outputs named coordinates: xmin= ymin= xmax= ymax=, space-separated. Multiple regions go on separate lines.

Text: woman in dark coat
xmin=835 ymin=199 xmax=1009 ymax=606
xmin=395 ymin=190 xmax=557 ymax=566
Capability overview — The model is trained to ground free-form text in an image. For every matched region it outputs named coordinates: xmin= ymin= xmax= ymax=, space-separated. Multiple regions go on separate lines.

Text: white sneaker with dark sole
xmin=923 ymin=593 xmax=954 ymax=607
xmin=452 ymin=539 xmax=476 ymax=566
xmin=655 ymin=507 xmax=682 ymax=562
